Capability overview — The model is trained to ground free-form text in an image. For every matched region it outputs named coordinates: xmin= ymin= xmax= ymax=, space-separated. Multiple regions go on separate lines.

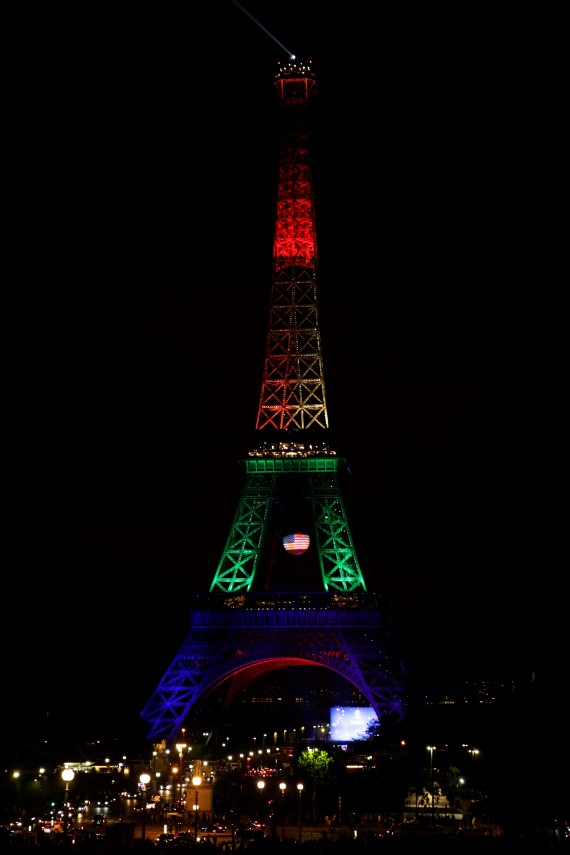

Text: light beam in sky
xmin=232 ymin=0 xmax=295 ymax=58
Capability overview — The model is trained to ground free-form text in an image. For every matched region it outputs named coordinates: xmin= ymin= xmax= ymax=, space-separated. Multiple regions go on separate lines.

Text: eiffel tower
xmin=141 ymin=59 xmax=409 ymax=743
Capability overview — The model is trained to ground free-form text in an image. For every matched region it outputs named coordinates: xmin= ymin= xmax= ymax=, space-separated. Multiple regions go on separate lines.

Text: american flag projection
xmin=282 ymin=532 xmax=311 ymax=556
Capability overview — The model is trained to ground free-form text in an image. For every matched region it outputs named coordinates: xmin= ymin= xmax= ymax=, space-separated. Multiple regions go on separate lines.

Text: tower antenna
xmin=232 ymin=0 xmax=295 ymax=58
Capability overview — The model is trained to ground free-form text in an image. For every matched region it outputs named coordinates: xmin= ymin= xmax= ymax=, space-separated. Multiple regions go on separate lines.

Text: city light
xmin=139 ymin=772 xmax=151 ymax=843
xmin=61 ymin=768 xmax=75 ymax=839
xmin=192 ymin=775 xmax=202 ymax=837
xmin=279 ymin=782 xmax=287 ymax=840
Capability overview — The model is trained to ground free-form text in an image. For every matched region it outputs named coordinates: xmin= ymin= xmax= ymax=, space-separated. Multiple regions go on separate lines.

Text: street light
xmin=257 ymin=780 xmax=265 ymax=823
xmin=279 ymin=782 xmax=287 ymax=841
xmin=61 ymin=768 xmax=74 ymax=839
xmin=192 ymin=775 xmax=202 ymax=838
xmin=297 ymin=783 xmax=304 ymax=844
xmin=426 ymin=746 xmax=435 ymax=827
xmin=140 ymin=773 xmax=151 ymax=844
xmin=175 ymin=743 xmax=187 ymax=812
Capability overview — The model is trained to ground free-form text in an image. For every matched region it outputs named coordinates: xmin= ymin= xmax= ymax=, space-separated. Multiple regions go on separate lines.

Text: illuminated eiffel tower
xmin=141 ymin=59 xmax=409 ymax=743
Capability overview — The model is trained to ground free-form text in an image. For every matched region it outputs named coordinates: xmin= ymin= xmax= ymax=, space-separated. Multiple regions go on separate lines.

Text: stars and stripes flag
xmin=282 ymin=532 xmax=311 ymax=556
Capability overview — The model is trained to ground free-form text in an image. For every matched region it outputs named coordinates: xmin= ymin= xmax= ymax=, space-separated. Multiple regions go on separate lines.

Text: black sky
xmin=5 ymin=3 xmax=564 ymax=740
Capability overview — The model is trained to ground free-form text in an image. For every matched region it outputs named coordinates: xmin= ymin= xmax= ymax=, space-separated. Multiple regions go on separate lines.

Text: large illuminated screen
xmin=329 ymin=706 xmax=378 ymax=742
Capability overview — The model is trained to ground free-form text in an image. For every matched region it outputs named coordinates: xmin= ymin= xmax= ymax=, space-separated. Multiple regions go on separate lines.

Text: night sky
xmin=5 ymin=4 xmax=563 ymax=742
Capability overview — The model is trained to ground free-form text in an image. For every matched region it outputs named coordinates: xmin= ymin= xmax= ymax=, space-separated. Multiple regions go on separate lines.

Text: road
xmin=132 ymin=817 xmax=356 ymax=846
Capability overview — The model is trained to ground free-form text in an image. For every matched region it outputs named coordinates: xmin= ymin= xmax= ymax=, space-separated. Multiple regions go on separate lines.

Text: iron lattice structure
xmin=141 ymin=60 xmax=408 ymax=742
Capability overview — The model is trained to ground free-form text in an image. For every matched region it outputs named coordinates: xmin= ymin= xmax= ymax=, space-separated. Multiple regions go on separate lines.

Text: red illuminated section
xmin=255 ymin=60 xmax=328 ymax=433
xmin=273 ymin=61 xmax=317 ymax=270
xmin=273 ymin=137 xmax=316 ymax=268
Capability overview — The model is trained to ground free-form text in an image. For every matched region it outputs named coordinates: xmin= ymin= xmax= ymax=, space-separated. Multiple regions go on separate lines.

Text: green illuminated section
xmin=312 ymin=488 xmax=367 ymax=593
xmin=209 ymin=457 xmax=367 ymax=594
xmin=209 ymin=473 xmax=273 ymax=593
xmin=244 ymin=456 xmax=339 ymax=474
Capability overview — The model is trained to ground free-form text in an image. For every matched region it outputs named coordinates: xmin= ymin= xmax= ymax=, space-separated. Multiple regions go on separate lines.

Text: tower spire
xmin=256 ymin=60 xmax=328 ymax=435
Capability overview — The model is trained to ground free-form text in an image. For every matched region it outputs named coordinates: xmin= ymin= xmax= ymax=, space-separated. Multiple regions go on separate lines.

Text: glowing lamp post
xmin=257 ymin=780 xmax=265 ymax=822
xmin=427 ymin=746 xmax=435 ymax=827
xmin=192 ymin=775 xmax=202 ymax=838
xmin=61 ymin=769 xmax=75 ymax=839
xmin=279 ymin=782 xmax=287 ymax=841
xmin=175 ymin=743 xmax=187 ymax=811
xmin=139 ymin=773 xmax=151 ymax=843
xmin=297 ymin=783 xmax=304 ymax=843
